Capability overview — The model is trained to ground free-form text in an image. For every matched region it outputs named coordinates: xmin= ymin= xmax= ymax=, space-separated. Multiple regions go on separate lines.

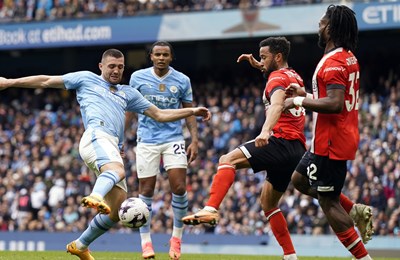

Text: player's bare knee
xmin=172 ymin=184 xmax=186 ymax=196
xmin=317 ymin=195 xmax=336 ymax=211
xmin=114 ymin=168 xmax=126 ymax=180
xmin=219 ymin=154 xmax=233 ymax=165
xmin=140 ymin=187 xmax=155 ymax=197
xmin=260 ymin=197 xmax=273 ymax=212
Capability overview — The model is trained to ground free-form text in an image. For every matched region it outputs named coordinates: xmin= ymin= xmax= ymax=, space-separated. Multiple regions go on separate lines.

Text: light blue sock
xmin=78 ymin=214 xmax=116 ymax=247
xmin=139 ymin=194 xmax=153 ymax=234
xmin=92 ymin=170 xmax=120 ymax=197
xmin=172 ymin=192 xmax=188 ymax=228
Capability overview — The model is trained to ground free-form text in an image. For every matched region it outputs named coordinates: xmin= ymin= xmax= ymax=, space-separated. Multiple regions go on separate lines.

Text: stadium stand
xmin=4 ymin=0 xmax=398 ymax=23
xmin=0 ymin=0 xmax=335 ymax=23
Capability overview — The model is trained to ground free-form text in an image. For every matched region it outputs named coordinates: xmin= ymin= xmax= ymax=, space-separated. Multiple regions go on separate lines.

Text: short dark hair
xmin=324 ymin=4 xmax=358 ymax=52
xmin=259 ymin=37 xmax=290 ymax=62
xmin=149 ymin=41 xmax=175 ymax=58
xmin=101 ymin=49 xmax=124 ymax=62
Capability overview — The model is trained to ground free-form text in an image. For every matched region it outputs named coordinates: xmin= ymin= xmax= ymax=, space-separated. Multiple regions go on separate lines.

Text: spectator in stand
xmin=0 ymin=0 xmax=335 ymax=22
xmin=47 ymin=178 xmax=66 ymax=210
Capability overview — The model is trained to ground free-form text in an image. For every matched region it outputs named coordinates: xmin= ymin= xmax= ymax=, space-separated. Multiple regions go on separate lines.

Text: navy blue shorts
xmin=239 ymin=136 xmax=306 ymax=192
xmin=295 ymin=151 xmax=347 ymax=197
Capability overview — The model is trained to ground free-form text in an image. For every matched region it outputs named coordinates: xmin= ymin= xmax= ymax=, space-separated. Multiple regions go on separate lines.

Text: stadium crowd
xmin=0 ymin=0 xmax=379 ymax=23
xmin=0 ymin=64 xmax=399 ymax=240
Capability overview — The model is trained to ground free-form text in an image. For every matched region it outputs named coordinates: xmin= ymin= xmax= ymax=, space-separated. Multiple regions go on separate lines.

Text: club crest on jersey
xmin=159 ymin=84 xmax=166 ymax=92
xmin=119 ymin=91 xmax=126 ymax=98
xmin=109 ymin=85 xmax=118 ymax=93
xmin=170 ymin=86 xmax=178 ymax=93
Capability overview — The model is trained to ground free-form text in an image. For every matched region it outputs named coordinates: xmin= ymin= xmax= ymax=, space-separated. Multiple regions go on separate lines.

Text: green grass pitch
xmin=0 ymin=251 xmax=398 ymax=260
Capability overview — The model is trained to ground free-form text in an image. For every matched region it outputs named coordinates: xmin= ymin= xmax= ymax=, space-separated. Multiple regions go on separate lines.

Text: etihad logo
xmin=144 ymin=94 xmax=179 ymax=104
xmin=362 ymin=3 xmax=400 ymax=24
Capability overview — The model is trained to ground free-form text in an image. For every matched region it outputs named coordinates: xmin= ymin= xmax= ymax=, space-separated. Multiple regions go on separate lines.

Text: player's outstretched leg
xmin=183 ymin=163 xmax=235 ymax=226
xmin=350 ymin=203 xmax=374 ymax=244
xmin=66 ymin=241 xmax=94 ymax=260
xmin=182 ymin=206 xmax=219 ymax=226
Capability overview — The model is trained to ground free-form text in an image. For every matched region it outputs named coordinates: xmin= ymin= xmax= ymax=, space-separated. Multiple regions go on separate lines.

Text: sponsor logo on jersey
xmin=324 ymin=66 xmax=346 ymax=72
xmin=144 ymin=94 xmax=179 ymax=104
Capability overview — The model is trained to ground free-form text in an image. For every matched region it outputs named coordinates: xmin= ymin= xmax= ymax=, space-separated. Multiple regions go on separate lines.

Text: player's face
xmin=318 ymin=16 xmax=330 ymax=49
xmin=150 ymin=46 xmax=173 ymax=70
xmin=99 ymin=56 xmax=125 ymax=85
xmin=259 ymin=46 xmax=279 ymax=78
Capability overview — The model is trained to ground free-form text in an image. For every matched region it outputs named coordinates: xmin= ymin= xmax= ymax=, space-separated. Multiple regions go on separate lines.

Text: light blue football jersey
xmin=62 ymin=71 xmax=152 ymax=147
xmin=130 ymin=67 xmax=193 ymax=144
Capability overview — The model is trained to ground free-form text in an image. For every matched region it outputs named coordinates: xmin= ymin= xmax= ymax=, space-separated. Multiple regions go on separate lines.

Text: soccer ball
xmin=118 ymin=197 xmax=149 ymax=228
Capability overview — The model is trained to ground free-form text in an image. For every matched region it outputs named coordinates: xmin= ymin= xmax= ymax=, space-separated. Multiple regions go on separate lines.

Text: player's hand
xmin=193 ymin=107 xmax=211 ymax=121
xmin=186 ymin=142 xmax=198 ymax=164
xmin=283 ymin=97 xmax=296 ymax=111
xmin=254 ymin=130 xmax=271 ymax=147
xmin=285 ymin=83 xmax=306 ymax=98
xmin=237 ymin=54 xmax=264 ymax=72
xmin=0 ymin=77 xmax=10 ymax=91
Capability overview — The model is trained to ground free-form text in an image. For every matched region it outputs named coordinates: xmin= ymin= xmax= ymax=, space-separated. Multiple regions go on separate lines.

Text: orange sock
xmin=265 ymin=208 xmax=295 ymax=255
xmin=336 ymin=227 xmax=368 ymax=259
xmin=206 ymin=163 xmax=235 ymax=210
xmin=340 ymin=193 xmax=354 ymax=214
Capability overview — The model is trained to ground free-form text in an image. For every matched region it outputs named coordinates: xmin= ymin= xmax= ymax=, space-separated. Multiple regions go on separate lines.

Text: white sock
xmin=75 ymin=239 xmax=87 ymax=250
xmin=140 ymin=232 xmax=152 ymax=246
xmin=283 ymin=254 xmax=298 ymax=260
xmin=90 ymin=192 xmax=103 ymax=199
xmin=172 ymin=227 xmax=183 ymax=239
xmin=204 ymin=206 xmax=217 ymax=211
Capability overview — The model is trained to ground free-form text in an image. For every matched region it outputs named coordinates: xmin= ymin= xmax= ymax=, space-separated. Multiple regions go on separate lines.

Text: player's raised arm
xmin=0 ymin=75 xmax=65 ymax=91
xmin=143 ymin=105 xmax=211 ymax=122
xmin=237 ymin=53 xmax=264 ymax=72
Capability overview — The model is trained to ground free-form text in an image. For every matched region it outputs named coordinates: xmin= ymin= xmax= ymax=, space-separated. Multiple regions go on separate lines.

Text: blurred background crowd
xmin=0 ymin=62 xmax=399 ymax=240
xmin=0 ymin=0 xmax=379 ymax=23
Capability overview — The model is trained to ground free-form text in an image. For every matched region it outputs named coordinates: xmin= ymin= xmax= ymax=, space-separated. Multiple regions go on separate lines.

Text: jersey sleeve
xmin=126 ymin=88 xmax=152 ymax=114
xmin=265 ymin=72 xmax=287 ymax=99
xmin=62 ymin=71 xmax=90 ymax=90
xmin=129 ymin=72 xmax=140 ymax=90
xmin=182 ymin=75 xmax=193 ymax=103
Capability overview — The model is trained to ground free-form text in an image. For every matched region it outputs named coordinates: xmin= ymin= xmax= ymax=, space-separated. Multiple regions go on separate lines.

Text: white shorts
xmin=79 ymin=127 xmax=127 ymax=192
xmin=136 ymin=140 xmax=188 ymax=179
